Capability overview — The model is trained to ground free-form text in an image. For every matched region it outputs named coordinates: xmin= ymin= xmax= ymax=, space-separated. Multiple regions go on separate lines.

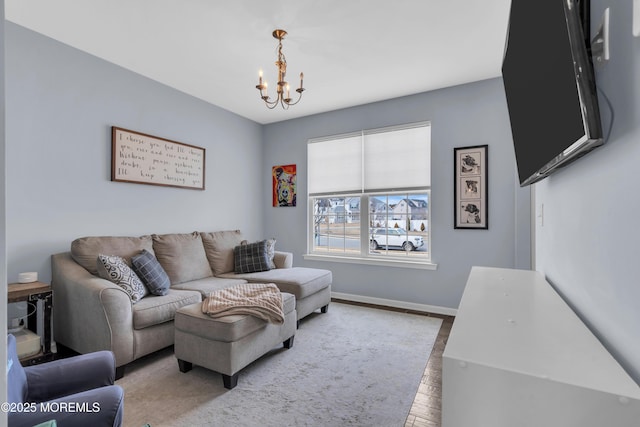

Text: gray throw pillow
xmin=97 ymin=254 xmax=148 ymax=303
xmin=131 ymin=249 xmax=171 ymax=296
xmin=234 ymin=240 xmax=272 ymax=274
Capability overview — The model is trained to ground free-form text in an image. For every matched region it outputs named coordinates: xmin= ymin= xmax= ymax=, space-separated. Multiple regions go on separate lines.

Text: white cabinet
xmin=443 ymin=267 xmax=640 ymax=427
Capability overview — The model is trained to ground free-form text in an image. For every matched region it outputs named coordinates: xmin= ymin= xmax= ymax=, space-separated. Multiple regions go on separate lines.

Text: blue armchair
xmin=7 ymin=334 xmax=124 ymax=427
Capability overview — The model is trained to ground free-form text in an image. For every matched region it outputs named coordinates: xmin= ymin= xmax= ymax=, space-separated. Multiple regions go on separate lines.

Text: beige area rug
xmin=117 ymin=302 xmax=442 ymax=427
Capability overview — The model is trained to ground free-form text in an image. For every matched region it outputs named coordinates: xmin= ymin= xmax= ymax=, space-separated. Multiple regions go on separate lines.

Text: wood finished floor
xmin=405 ymin=312 xmax=454 ymax=427
xmin=333 ymin=299 xmax=454 ymax=427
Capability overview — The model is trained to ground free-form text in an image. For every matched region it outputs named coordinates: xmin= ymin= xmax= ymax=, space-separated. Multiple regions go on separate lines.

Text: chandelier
xmin=256 ymin=29 xmax=305 ymax=109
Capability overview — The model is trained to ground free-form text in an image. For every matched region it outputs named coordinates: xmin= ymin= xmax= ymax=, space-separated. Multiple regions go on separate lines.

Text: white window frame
xmin=304 ymin=122 xmax=436 ymax=270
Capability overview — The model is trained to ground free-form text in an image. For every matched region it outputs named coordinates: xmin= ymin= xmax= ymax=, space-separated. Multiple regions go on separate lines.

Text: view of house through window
xmin=307 ymin=121 xmax=431 ymax=264
xmin=312 ymin=196 xmax=361 ymax=255
xmin=311 ymin=193 xmax=429 ymax=259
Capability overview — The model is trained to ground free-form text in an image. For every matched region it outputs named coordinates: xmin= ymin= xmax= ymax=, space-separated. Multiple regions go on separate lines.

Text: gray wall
xmin=535 ymin=2 xmax=640 ymax=383
xmin=5 ymin=22 xmax=264 ymax=285
xmin=2 ymin=1 xmax=8 ymax=423
xmin=263 ymin=78 xmax=531 ymax=310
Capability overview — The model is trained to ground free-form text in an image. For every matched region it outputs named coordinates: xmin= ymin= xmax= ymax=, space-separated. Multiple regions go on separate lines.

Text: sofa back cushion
xmin=71 ymin=235 xmax=154 ymax=275
xmin=200 ymin=230 xmax=244 ymax=275
xmin=152 ymin=232 xmax=212 ymax=284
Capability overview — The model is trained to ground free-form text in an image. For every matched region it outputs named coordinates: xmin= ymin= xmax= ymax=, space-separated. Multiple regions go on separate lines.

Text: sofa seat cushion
xmin=217 ymin=267 xmax=332 ymax=299
xmin=174 ymin=292 xmax=295 ymax=343
xmin=152 ymin=233 xmax=213 ymax=285
xmin=171 ymin=276 xmax=248 ymax=298
xmin=132 ymin=289 xmax=201 ymax=330
xmin=71 ymin=235 xmax=154 ymax=275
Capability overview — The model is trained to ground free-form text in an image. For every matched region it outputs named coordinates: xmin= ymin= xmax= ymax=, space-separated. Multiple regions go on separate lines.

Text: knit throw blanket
xmin=202 ymin=283 xmax=284 ymax=324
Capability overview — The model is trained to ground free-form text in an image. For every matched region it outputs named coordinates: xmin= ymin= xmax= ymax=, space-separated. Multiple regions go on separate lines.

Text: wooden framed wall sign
xmin=454 ymin=145 xmax=488 ymax=229
xmin=111 ymin=127 xmax=205 ymax=190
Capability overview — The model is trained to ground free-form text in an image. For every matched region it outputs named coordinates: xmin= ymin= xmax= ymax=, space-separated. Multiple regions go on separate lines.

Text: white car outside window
xmin=369 ymin=228 xmax=424 ymax=251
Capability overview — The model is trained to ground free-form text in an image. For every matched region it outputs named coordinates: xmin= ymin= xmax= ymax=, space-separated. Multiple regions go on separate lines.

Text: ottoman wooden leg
xmin=178 ymin=359 xmax=193 ymax=373
xmin=321 ymin=304 xmax=329 ymax=313
xmin=283 ymin=335 xmax=295 ymax=349
xmin=222 ymin=373 xmax=239 ymax=389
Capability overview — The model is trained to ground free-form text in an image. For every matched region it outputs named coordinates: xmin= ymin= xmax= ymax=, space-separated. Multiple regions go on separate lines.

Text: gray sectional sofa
xmin=51 ymin=230 xmax=332 ymax=377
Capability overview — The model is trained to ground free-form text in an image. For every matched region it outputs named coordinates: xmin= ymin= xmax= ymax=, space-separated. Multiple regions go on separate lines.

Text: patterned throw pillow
xmin=234 ymin=240 xmax=272 ymax=274
xmin=131 ymin=249 xmax=171 ymax=296
xmin=96 ymin=254 xmax=149 ymax=303
xmin=266 ymin=238 xmax=277 ymax=269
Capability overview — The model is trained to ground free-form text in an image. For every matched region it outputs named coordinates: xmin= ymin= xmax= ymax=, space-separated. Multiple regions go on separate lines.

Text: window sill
xmin=302 ymin=253 xmax=438 ymax=270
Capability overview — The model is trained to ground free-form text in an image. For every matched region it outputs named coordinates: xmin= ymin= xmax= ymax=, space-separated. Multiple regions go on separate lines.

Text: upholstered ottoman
xmin=174 ymin=292 xmax=296 ymax=389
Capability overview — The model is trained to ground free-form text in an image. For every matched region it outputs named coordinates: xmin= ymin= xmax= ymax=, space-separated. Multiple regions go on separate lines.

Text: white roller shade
xmin=364 ymin=125 xmax=431 ymax=192
xmin=307 ymin=123 xmax=430 ymax=196
xmin=307 ymin=134 xmax=362 ymax=195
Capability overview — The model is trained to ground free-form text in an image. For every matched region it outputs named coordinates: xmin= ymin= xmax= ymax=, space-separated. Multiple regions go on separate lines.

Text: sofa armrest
xmin=274 ymin=251 xmax=293 ymax=269
xmin=51 ymin=252 xmax=135 ymax=367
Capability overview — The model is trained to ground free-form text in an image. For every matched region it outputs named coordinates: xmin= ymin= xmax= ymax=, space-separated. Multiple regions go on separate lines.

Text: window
xmin=307 ymin=122 xmax=432 ymax=266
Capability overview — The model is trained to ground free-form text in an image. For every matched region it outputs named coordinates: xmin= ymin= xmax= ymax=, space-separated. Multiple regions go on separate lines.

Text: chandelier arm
xmin=262 ymin=95 xmax=279 ymax=109
xmin=258 ymin=90 xmax=278 ymax=108
xmin=284 ymin=92 xmax=304 ymax=107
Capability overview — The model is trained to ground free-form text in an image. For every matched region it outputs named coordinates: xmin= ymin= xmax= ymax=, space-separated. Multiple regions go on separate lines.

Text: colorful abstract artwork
xmin=272 ymin=164 xmax=297 ymax=207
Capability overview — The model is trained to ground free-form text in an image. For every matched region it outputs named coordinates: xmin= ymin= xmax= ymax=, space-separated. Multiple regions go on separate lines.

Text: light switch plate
xmin=591 ymin=9 xmax=610 ymax=63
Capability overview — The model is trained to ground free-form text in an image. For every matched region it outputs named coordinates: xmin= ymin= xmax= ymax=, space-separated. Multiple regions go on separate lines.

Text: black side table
xmin=8 ymin=281 xmax=54 ymax=365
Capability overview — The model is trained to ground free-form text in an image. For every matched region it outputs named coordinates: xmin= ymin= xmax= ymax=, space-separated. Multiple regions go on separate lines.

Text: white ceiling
xmin=5 ymin=0 xmax=512 ymax=125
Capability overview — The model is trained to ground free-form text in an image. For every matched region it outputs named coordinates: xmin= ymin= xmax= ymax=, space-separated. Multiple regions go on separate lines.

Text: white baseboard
xmin=331 ymin=292 xmax=458 ymax=317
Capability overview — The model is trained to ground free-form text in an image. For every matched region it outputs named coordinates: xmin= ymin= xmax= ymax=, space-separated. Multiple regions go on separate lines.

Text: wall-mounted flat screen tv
xmin=502 ymin=0 xmax=604 ymax=187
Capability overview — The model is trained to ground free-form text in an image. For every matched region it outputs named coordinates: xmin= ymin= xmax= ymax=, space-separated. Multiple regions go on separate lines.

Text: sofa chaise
xmin=51 ymin=230 xmax=332 ymax=377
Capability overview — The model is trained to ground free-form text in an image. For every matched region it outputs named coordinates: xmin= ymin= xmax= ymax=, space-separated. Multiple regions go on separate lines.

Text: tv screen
xmin=502 ymin=0 xmax=603 ymax=187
